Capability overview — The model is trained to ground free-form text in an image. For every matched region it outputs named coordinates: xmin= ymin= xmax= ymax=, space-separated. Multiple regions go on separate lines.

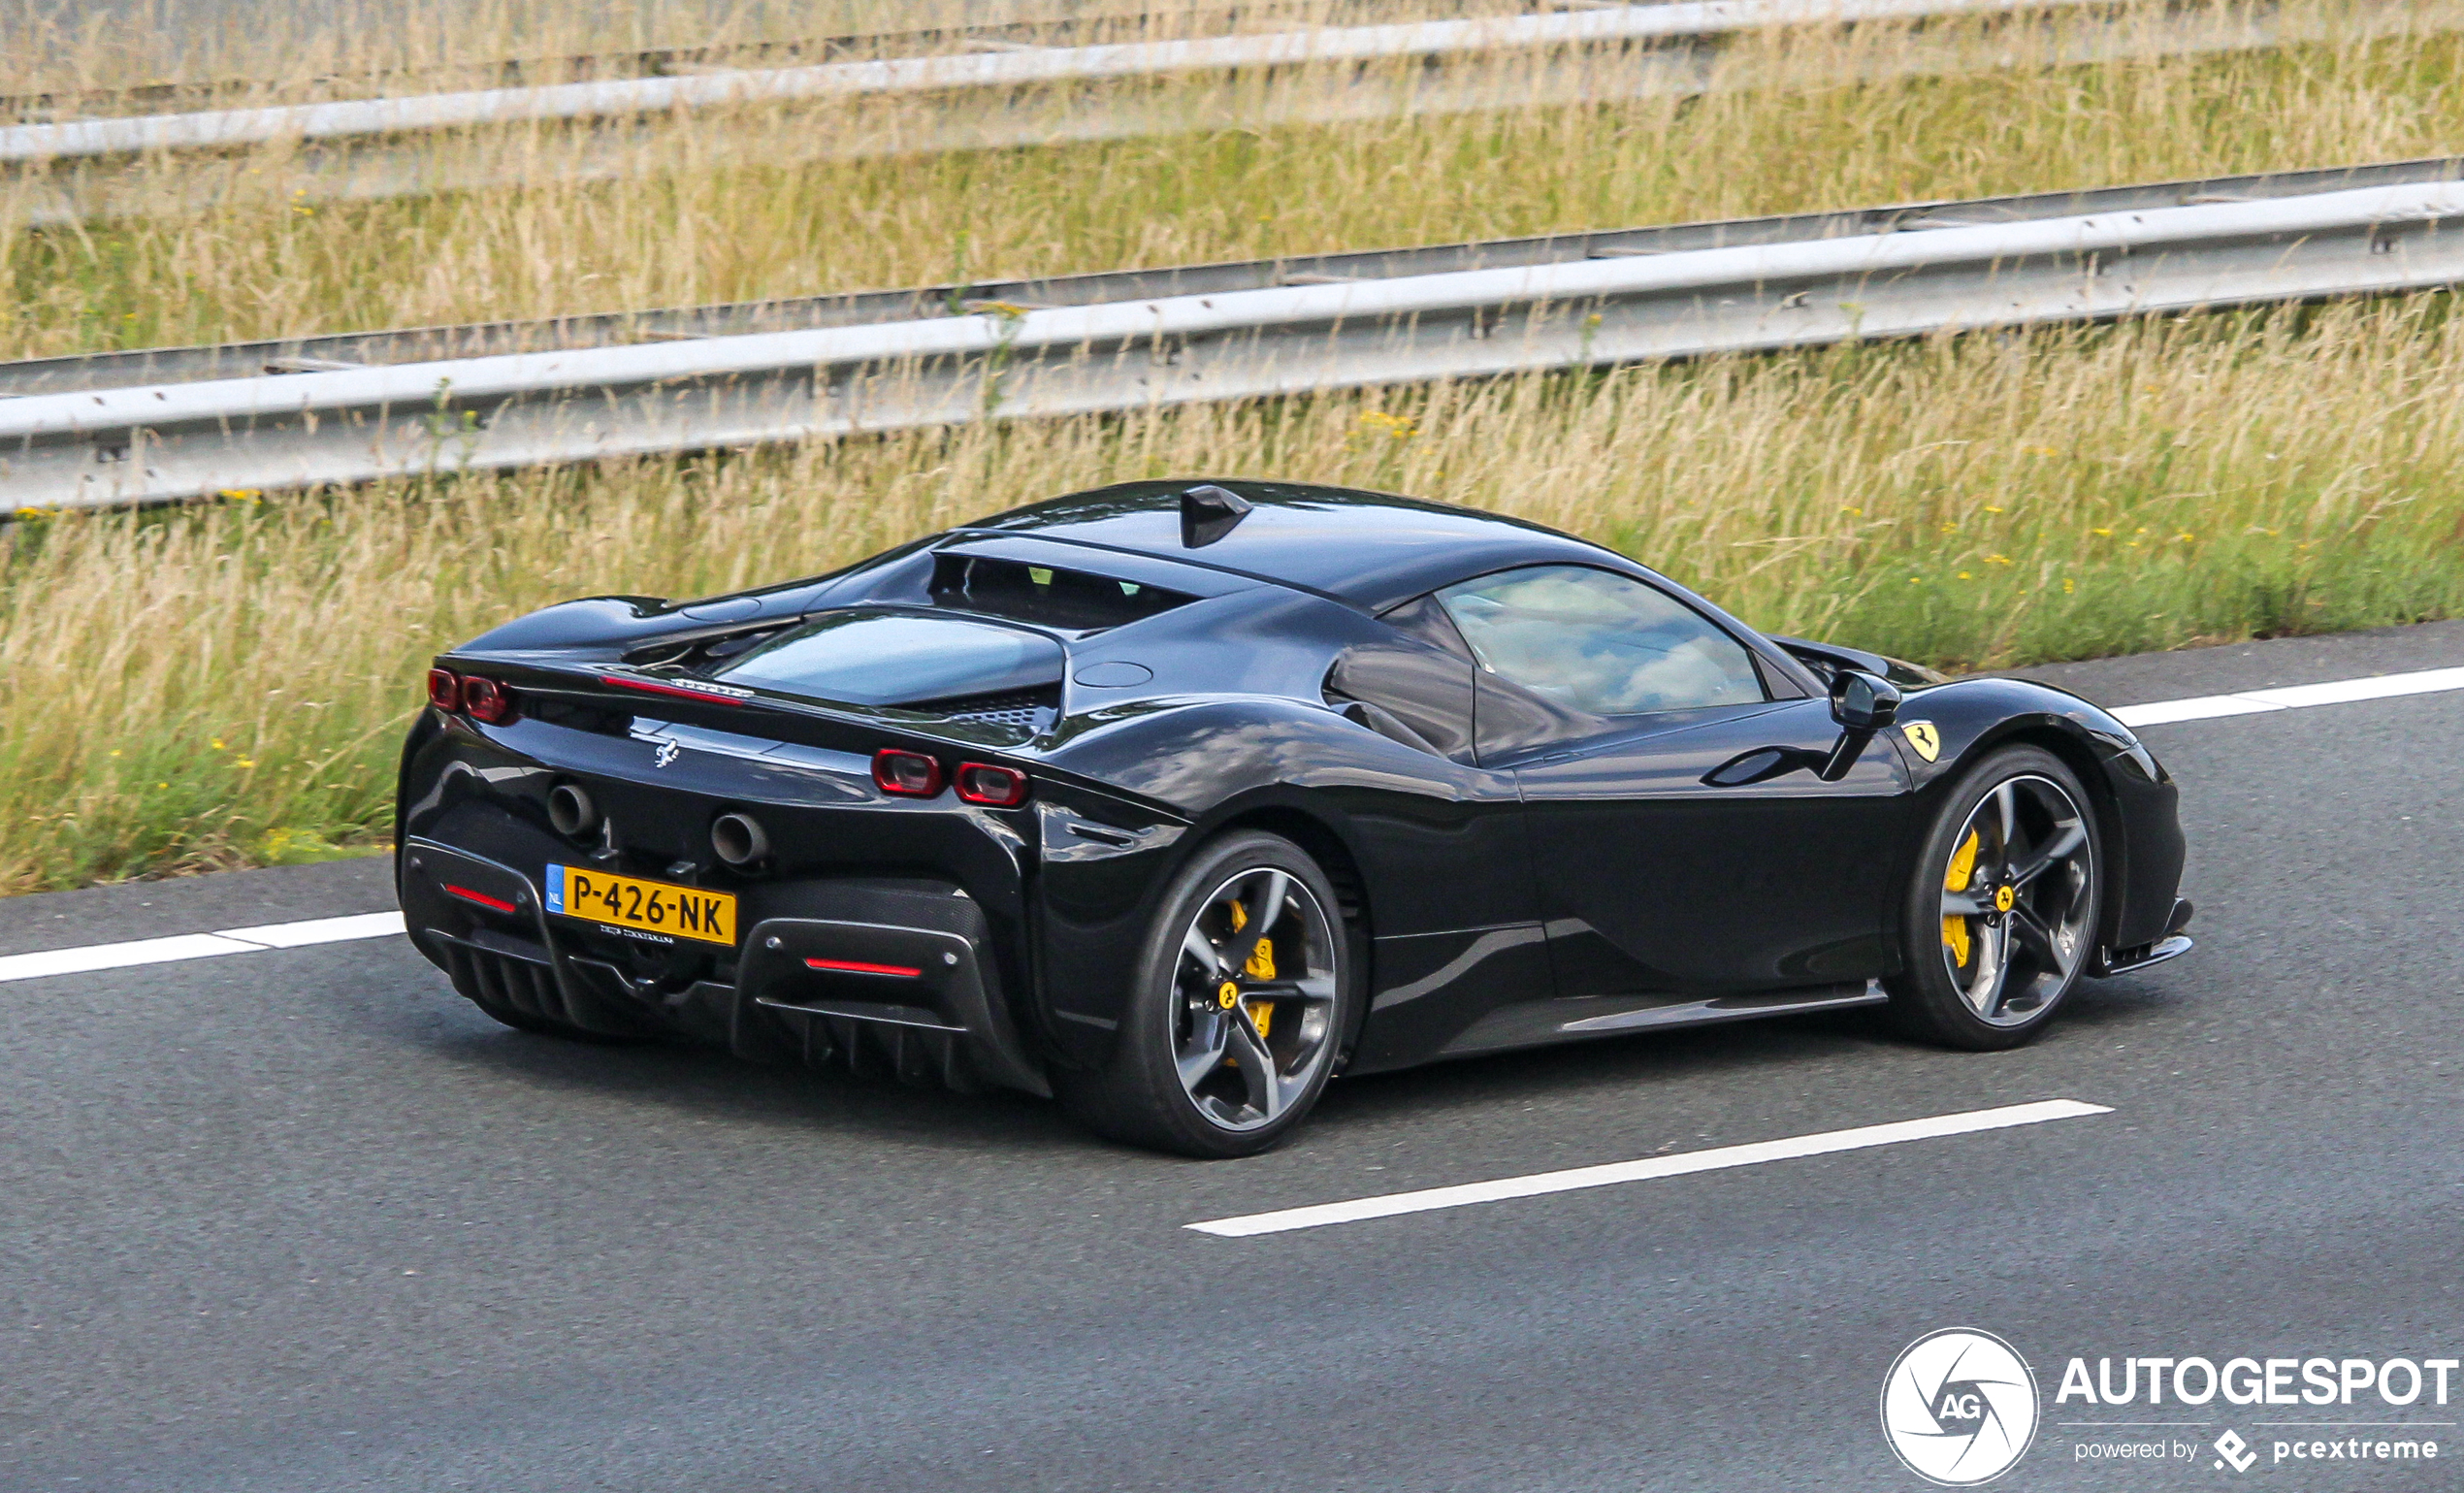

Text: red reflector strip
xmin=596 ymin=674 xmax=750 ymax=705
xmin=804 ymin=957 xmax=923 ymax=978
xmin=443 ymin=884 xmax=519 ymax=914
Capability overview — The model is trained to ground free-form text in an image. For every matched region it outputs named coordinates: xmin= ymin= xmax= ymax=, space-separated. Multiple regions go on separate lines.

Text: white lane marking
xmin=0 ymin=911 xmax=405 ymax=984
xmin=2110 ymin=695 xmax=2285 ymax=727
xmin=0 ymin=931 xmax=262 ymax=984
xmin=2111 ymin=665 xmax=2464 ymax=727
xmin=1186 ymin=1099 xmax=2110 ymax=1237
xmin=217 ymin=911 xmax=407 ymax=949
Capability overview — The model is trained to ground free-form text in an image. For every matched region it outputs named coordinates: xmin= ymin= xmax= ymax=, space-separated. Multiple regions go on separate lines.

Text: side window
xmin=1435 ymin=566 xmax=1767 ymax=717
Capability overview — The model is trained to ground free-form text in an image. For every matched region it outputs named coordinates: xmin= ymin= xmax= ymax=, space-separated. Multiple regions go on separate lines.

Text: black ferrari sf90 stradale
xmin=399 ymin=480 xmax=2192 ymax=1156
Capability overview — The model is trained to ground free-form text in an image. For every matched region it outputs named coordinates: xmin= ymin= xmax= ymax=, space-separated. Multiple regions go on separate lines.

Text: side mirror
xmin=1830 ymin=669 xmax=1902 ymax=732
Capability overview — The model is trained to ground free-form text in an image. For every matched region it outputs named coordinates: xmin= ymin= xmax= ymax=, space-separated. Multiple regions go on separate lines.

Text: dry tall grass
xmin=4 ymin=298 xmax=2460 ymax=891
xmin=6 ymin=6 xmax=2464 ymax=360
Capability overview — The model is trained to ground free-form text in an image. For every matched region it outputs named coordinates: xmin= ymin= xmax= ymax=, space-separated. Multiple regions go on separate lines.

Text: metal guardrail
xmin=15 ymin=0 xmax=2403 ymax=228
xmin=0 ymin=2 xmax=1281 ymax=120
xmin=2 ymin=156 xmax=2459 ymax=510
xmin=0 ymin=1 xmax=2077 ymax=162
xmin=6 ymin=155 xmax=2453 ymax=397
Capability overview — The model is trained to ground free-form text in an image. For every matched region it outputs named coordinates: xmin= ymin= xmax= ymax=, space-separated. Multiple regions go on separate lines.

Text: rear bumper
xmin=401 ymin=835 xmax=1050 ymax=1096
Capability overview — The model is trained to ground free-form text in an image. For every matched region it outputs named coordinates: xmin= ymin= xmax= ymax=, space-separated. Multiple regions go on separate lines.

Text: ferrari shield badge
xmin=1900 ymin=721 xmax=1941 ymax=763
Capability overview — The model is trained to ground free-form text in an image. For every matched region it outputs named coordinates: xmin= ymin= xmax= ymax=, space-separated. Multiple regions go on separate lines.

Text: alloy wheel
xmin=1938 ymin=774 xmax=2095 ymax=1026
xmin=1170 ymin=865 xmax=1341 ymax=1132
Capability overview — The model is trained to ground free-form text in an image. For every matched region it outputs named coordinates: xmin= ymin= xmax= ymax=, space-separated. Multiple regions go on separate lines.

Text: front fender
xmin=1887 ymin=677 xmax=2185 ymax=963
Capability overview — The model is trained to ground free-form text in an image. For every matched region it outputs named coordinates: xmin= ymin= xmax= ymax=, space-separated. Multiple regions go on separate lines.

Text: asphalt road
xmin=5 ymin=622 xmax=2462 ymax=1492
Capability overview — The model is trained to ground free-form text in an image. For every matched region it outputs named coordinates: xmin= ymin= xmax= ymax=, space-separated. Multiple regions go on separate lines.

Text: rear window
xmin=930 ymin=553 xmax=1193 ymax=631
xmin=706 ymin=610 xmax=1063 ymax=707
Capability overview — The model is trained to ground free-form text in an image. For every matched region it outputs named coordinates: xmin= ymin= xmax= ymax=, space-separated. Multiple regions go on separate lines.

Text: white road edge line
xmin=2108 ymin=665 xmax=2464 ymax=727
xmin=0 ymin=665 xmax=2459 ymax=981
xmin=0 ymin=910 xmax=405 ymax=984
xmin=1186 ymin=1098 xmax=2111 ymax=1237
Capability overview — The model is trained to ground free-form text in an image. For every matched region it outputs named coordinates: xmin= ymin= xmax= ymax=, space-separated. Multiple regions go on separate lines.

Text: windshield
xmin=706 ymin=610 xmax=1064 ymax=707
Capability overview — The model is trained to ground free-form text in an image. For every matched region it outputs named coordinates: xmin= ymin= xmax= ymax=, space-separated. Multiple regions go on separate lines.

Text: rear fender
xmin=1031 ymin=697 xmax=1522 ymax=1068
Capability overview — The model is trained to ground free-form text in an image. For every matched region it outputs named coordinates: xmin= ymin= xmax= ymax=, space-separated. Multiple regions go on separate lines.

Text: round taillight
xmin=871 ymin=748 xmax=944 ymax=797
xmin=426 ymin=667 xmax=461 ymax=711
xmin=955 ymin=762 xmax=1028 ymax=807
xmin=463 ymin=676 xmax=515 ymax=725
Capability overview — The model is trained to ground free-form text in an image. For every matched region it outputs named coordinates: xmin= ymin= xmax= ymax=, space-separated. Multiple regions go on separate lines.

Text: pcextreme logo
xmin=1881 ymin=1329 xmax=2041 ymax=1485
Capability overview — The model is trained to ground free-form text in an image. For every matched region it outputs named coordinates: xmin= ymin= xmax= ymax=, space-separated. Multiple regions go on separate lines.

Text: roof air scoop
xmin=1180 ymin=483 xmax=1252 ymax=548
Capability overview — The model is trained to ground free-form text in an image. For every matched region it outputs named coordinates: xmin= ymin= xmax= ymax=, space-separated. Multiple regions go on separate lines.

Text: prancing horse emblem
xmin=1900 ymin=721 xmax=1941 ymax=763
xmin=653 ymin=740 xmax=681 ymax=768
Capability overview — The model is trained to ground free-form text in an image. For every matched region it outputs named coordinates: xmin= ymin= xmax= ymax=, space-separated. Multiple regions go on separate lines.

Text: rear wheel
xmin=1055 ymin=830 xmax=1356 ymax=1158
xmin=1886 ymin=746 xmax=2100 ymax=1051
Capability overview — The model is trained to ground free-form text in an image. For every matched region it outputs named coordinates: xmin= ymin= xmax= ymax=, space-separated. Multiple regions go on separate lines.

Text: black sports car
xmin=398 ymin=479 xmax=2192 ymax=1156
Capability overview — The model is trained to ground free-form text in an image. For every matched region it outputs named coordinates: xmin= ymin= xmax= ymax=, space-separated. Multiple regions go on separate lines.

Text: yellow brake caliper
xmin=1218 ymin=897 xmax=1278 ymax=1054
xmin=1241 ymin=932 xmax=1277 ymax=1037
xmin=1942 ymin=828 xmax=1978 ymax=967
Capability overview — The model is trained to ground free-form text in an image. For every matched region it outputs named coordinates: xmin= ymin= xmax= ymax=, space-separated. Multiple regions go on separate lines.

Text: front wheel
xmin=1054 ymin=830 xmax=1358 ymax=1158
xmin=1886 ymin=746 xmax=2101 ymax=1051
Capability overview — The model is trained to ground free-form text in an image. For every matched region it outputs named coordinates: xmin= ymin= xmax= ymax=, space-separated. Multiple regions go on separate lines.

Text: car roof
xmin=951 ymin=478 xmax=1634 ymax=612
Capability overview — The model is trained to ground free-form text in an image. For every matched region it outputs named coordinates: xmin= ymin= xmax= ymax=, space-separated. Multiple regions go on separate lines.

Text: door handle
xmin=1702 ymin=746 xmax=1829 ymax=787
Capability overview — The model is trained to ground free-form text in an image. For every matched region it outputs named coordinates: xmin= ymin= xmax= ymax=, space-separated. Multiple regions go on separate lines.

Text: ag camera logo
xmin=1881 ymin=1328 xmax=2041 ymax=1484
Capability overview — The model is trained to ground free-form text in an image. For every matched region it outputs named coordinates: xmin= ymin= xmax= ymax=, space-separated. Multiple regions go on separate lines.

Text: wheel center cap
xmin=1993 ymin=885 xmax=2017 ymax=914
xmin=1217 ymin=981 xmax=1240 ymax=1009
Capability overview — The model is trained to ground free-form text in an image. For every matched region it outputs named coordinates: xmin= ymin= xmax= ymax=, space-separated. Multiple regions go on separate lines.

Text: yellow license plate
xmin=545 ymin=864 xmax=737 ymax=947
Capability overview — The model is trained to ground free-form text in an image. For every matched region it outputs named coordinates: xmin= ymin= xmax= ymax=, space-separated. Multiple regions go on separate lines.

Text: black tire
xmin=1054 ymin=830 xmax=1360 ymax=1158
xmin=1885 ymin=745 xmax=2102 ymax=1051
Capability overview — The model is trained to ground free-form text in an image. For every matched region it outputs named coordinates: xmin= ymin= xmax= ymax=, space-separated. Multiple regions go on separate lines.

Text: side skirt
xmin=1437 ymin=980 xmax=1887 ymax=1059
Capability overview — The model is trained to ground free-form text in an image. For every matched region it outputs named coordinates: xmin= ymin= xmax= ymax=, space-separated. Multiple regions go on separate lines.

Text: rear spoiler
xmin=439 ymin=656 xmax=1054 ymax=759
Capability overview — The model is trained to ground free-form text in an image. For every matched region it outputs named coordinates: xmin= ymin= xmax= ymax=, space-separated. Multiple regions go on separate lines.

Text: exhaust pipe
xmin=547 ymin=783 xmax=599 ymax=838
xmin=711 ymin=811 xmax=768 ymax=867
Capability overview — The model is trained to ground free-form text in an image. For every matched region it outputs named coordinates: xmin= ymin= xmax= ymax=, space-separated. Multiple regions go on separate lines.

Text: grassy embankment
xmin=3 ymin=13 xmax=2464 ymax=889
